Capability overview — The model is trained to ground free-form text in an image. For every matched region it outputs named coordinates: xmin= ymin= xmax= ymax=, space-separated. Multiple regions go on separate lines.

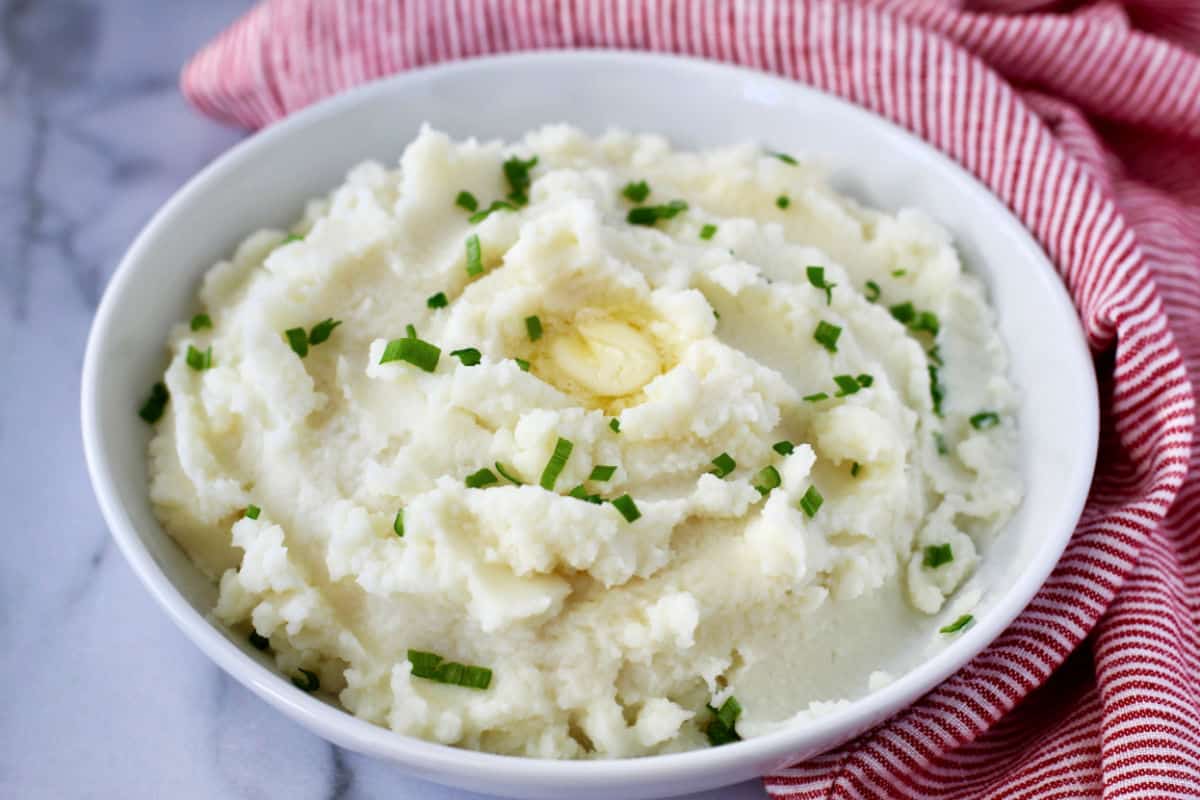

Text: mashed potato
xmin=146 ymin=126 xmax=1020 ymax=757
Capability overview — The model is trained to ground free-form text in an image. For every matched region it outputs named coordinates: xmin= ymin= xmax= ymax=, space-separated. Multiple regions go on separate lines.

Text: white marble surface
xmin=0 ymin=2 xmax=767 ymax=797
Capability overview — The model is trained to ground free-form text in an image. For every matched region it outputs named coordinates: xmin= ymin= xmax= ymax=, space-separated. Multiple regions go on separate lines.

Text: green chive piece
xmin=281 ymin=233 xmax=304 ymax=244
xmin=911 ymin=311 xmax=940 ymax=336
xmin=833 ymin=374 xmax=861 ymax=397
xmin=393 ymin=508 xmax=405 ymax=537
xmin=468 ymin=199 xmax=516 ymax=224
xmin=308 ymin=318 xmax=342 ymax=346
xmin=408 ymin=650 xmax=442 ymax=679
xmin=890 ymin=302 xmax=916 ymax=325
xmin=924 ymin=543 xmax=954 ymax=568
xmin=380 ymin=336 xmax=441 ymax=372
xmin=865 ymin=280 xmax=882 ymax=303
xmin=622 ymin=180 xmax=651 ymax=203
xmin=803 ymin=392 xmax=829 ymax=403
xmin=292 ymin=668 xmax=320 ymax=692
xmin=465 ymin=468 xmax=499 ymax=489
xmin=524 ymin=315 xmax=543 ymax=342
xmin=503 ymin=155 xmax=538 ymax=205
xmin=705 ymin=696 xmax=743 ymax=746
xmin=427 ymin=292 xmax=449 ymax=309
xmin=465 ymin=234 xmax=484 ymax=277
xmin=248 ymin=631 xmax=270 ymax=651
xmin=539 ymin=437 xmax=574 ymax=491
xmin=928 ymin=345 xmax=944 ymax=366
xmin=851 ymin=461 xmax=862 ymax=477
xmin=929 ymin=366 xmax=945 ymax=417
xmin=775 ymin=195 xmax=790 ymax=209
xmin=710 ymin=452 xmax=736 ymax=479
xmin=773 ymin=440 xmax=795 ymax=456
xmin=609 ymin=418 xmax=621 ymax=433
xmin=186 ymin=345 xmax=213 ymax=371
xmin=798 ymin=485 xmax=823 ymax=518
xmin=285 ymin=327 xmax=309 ymax=358
xmin=407 ymin=650 xmax=492 ymax=690
xmin=450 ymin=347 xmax=482 ymax=366
xmin=813 ymin=321 xmax=842 ymax=353
xmin=138 ymin=381 xmax=169 ymax=423
xmin=768 ymin=151 xmax=798 ymax=165
xmin=190 ymin=313 xmax=212 ymax=331
xmin=627 ymin=199 xmax=688 ymax=226
xmin=856 ymin=374 xmax=875 ymax=388
xmin=940 ymin=614 xmax=974 ymax=635
xmin=494 ymin=462 xmax=524 ymax=485
xmin=406 ymin=324 xmax=417 ymax=339
xmin=244 ymin=505 xmax=261 ymax=520
xmin=934 ymin=431 xmax=949 ymax=455
xmin=568 ymin=484 xmax=604 ymax=504
xmin=611 ymin=494 xmax=641 ymax=523
xmin=588 ymin=465 xmax=617 ymax=482
xmin=806 ymin=265 xmax=836 ymax=305
xmin=460 ymin=665 xmax=493 ymax=690
xmin=753 ymin=465 xmax=782 ymax=496
xmin=892 ymin=269 xmax=908 ymax=278
xmin=970 ymin=411 xmax=1001 ymax=430
xmin=514 ymin=357 xmax=531 ymax=372
xmin=455 ymin=190 xmax=479 ymax=212
xmin=700 ymin=223 xmax=718 ymax=240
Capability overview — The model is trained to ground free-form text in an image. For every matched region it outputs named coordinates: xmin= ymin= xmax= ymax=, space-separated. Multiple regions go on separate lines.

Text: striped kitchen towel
xmin=180 ymin=1 xmax=1200 ymax=797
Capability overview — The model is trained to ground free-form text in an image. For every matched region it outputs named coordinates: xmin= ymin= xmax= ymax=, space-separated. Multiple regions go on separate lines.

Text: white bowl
xmin=81 ymin=52 xmax=1098 ymax=800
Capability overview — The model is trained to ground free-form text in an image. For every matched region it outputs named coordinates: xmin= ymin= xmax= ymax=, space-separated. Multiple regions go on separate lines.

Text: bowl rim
xmin=81 ymin=49 xmax=1099 ymax=788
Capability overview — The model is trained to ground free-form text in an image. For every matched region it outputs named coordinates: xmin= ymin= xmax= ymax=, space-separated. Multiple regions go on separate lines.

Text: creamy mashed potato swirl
xmin=148 ymin=126 xmax=1020 ymax=758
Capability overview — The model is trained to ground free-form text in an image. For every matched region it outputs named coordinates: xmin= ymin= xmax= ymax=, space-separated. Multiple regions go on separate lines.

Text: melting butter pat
xmin=546 ymin=318 xmax=662 ymax=398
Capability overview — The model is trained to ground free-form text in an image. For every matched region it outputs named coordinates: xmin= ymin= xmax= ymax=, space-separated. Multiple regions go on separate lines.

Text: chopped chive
xmin=503 ymin=155 xmax=538 ymax=205
xmin=970 ymin=411 xmax=1001 ymax=430
xmin=928 ymin=345 xmax=944 ymax=366
xmin=833 ymin=374 xmax=861 ymax=397
xmin=710 ymin=452 xmax=736 ymax=478
xmin=427 ymin=291 xmax=449 ymax=309
xmin=705 ymin=696 xmax=743 ymax=746
xmin=393 ymin=508 xmax=405 ymax=537
xmin=856 ymin=373 xmax=874 ymax=388
xmin=627 ymin=199 xmax=688 ymax=227
xmin=408 ymin=650 xmax=442 ymax=678
xmin=929 ymin=366 xmax=945 ymax=417
xmin=588 ymin=465 xmax=617 ymax=482
xmin=773 ymin=440 xmax=795 ymax=456
xmin=460 ymin=665 xmax=492 ymax=689
xmin=889 ymin=302 xmax=916 ymax=325
xmin=494 ymin=462 xmax=524 ymax=485
xmin=798 ymin=485 xmax=823 ymax=518
xmin=455 ymin=190 xmax=479 ymax=212
xmin=190 ymin=313 xmax=212 ymax=331
xmin=611 ymin=494 xmax=641 ymax=522
xmin=308 ymin=318 xmax=342 ymax=346
xmin=939 ymin=614 xmax=974 ymax=635
xmin=934 ymin=431 xmax=949 ymax=455
xmin=380 ymin=336 xmax=441 ymax=371
xmin=609 ymin=418 xmax=621 ymax=433
xmin=281 ymin=233 xmax=304 ymax=244
xmin=292 ymin=668 xmax=320 ymax=692
xmin=699 ymin=223 xmax=718 ymax=240
xmin=186 ymin=345 xmax=213 ymax=371
xmin=138 ymin=381 xmax=169 ymax=423
xmin=813 ymin=321 xmax=842 ymax=353
xmin=892 ymin=269 xmax=908 ymax=278
xmin=923 ymin=543 xmax=954 ymax=568
xmin=622 ymin=180 xmax=651 ymax=203
xmin=285 ymin=327 xmax=309 ymax=358
xmin=911 ymin=311 xmax=940 ymax=336
xmin=407 ymin=650 xmax=492 ymax=690
xmin=776 ymin=195 xmax=791 ymax=209
xmin=406 ymin=324 xmax=417 ymax=339
xmin=768 ymin=151 xmax=798 ymax=165
xmin=803 ymin=392 xmax=829 ymax=403
xmin=515 ymin=357 xmax=531 ymax=372
xmin=524 ymin=315 xmax=543 ymax=342
xmin=244 ymin=504 xmax=261 ymax=520
xmin=465 ymin=234 xmax=484 ymax=277
xmin=568 ymin=484 xmax=604 ymax=504
xmin=864 ymin=280 xmax=882 ymax=303
xmin=850 ymin=461 xmax=861 ymax=477
xmin=450 ymin=347 xmax=482 ymax=366
xmin=753 ymin=465 xmax=782 ymax=496
xmin=713 ymin=308 xmax=720 ymax=320
xmin=465 ymin=468 xmax=499 ymax=489
xmin=248 ymin=631 xmax=270 ymax=651
xmin=539 ymin=437 xmax=574 ymax=491
xmin=468 ymin=199 xmax=516 ymax=224
xmin=806 ymin=266 xmax=836 ymax=305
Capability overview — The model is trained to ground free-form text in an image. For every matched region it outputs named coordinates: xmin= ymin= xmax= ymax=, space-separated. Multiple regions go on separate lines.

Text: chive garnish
xmin=186 ymin=345 xmax=213 ymax=371
xmin=515 ymin=357 xmax=531 ymax=371
xmin=806 ymin=266 xmax=836 ymax=305
xmin=450 ymin=347 xmax=482 ymax=366
xmin=292 ymin=668 xmax=320 ymax=692
xmin=928 ymin=345 xmax=944 ymax=366
xmin=705 ymin=696 xmax=743 ymax=746
xmin=455 ymin=190 xmax=479 ymax=212
xmin=813 ymin=321 xmax=842 ymax=353
xmin=609 ymin=418 xmax=621 ymax=433
xmin=940 ymin=614 xmax=974 ymax=635
xmin=495 ymin=462 xmax=524 ymax=485
xmin=539 ymin=437 xmax=574 ymax=491
xmin=753 ymin=465 xmax=782 ymax=496
xmin=244 ymin=505 xmax=261 ymax=520
xmin=248 ymin=631 xmax=270 ymax=651
xmin=710 ymin=452 xmax=736 ymax=479
xmin=380 ymin=336 xmax=441 ymax=372
xmin=285 ymin=327 xmax=309 ymax=358
xmin=465 ymin=468 xmax=499 ymax=489
xmin=393 ymin=508 xmax=405 ymax=537
xmin=856 ymin=374 xmax=874 ymax=387
xmin=890 ymin=302 xmax=916 ymax=325
xmin=622 ymin=180 xmax=650 ymax=203
xmin=929 ymin=366 xmax=945 ymax=417
xmin=406 ymin=324 xmax=417 ymax=339
xmin=924 ymin=543 xmax=954 ymax=568
xmin=281 ymin=233 xmax=304 ymax=244
xmin=190 ymin=313 xmax=212 ymax=331
xmin=468 ymin=199 xmax=516 ymax=224
xmin=611 ymin=494 xmax=641 ymax=522
xmin=524 ymin=315 xmax=543 ymax=342
xmin=427 ymin=292 xmax=449 ymax=309
xmin=138 ymin=381 xmax=169 ymax=423
xmin=627 ymin=199 xmax=688 ymax=226
xmin=864 ymin=280 xmax=881 ymax=303
xmin=588 ymin=465 xmax=617 ymax=482
xmin=775 ymin=195 xmax=790 ymax=210
xmin=465 ymin=234 xmax=483 ymax=277
xmin=308 ymin=318 xmax=342 ymax=346
xmin=803 ymin=392 xmax=829 ymax=403
xmin=892 ymin=269 xmax=908 ymax=277
xmin=934 ymin=431 xmax=949 ymax=455
xmin=970 ymin=411 xmax=1000 ymax=430
xmin=503 ymin=155 xmax=538 ymax=205
xmin=699 ymin=223 xmax=718 ymax=240
xmin=568 ymin=484 xmax=604 ymax=504
xmin=407 ymin=650 xmax=492 ymax=690
xmin=911 ymin=311 xmax=940 ymax=336
xmin=798 ymin=485 xmax=823 ymax=518
xmin=833 ymin=374 xmax=862 ymax=396
xmin=768 ymin=151 xmax=798 ymax=165
xmin=773 ymin=440 xmax=795 ymax=456
xmin=851 ymin=461 xmax=861 ymax=477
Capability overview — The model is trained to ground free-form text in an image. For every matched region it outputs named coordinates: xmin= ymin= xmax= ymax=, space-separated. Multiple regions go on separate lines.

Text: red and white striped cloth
xmin=181 ymin=2 xmax=1200 ymax=797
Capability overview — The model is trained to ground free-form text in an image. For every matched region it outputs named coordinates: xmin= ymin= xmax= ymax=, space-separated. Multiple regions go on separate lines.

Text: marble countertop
xmin=0 ymin=2 xmax=766 ymax=797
